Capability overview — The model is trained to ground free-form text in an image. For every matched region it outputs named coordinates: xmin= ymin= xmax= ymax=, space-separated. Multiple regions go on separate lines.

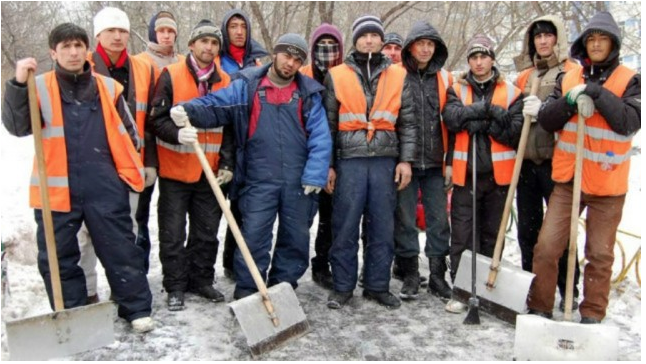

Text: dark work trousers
xmin=234 ymin=91 xmax=318 ymax=291
xmin=157 ymin=174 xmax=222 ymax=292
xmin=312 ymin=190 xmax=333 ymax=273
xmin=135 ymin=183 xmax=155 ymax=273
xmin=517 ymin=160 xmax=580 ymax=298
xmin=449 ymin=172 xmax=506 ymax=281
xmin=221 ymin=185 xmax=241 ymax=273
xmin=395 ymin=167 xmax=450 ymax=259
xmin=329 ymin=157 xmax=398 ymax=292
xmin=36 ymin=97 xmax=151 ymax=322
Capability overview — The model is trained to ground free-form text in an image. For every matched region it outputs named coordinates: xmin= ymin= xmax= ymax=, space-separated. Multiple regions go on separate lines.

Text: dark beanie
xmin=466 ymin=33 xmax=495 ymax=60
xmin=274 ymin=33 xmax=308 ymax=62
xmin=188 ymin=19 xmax=222 ymax=46
xmin=531 ymin=21 xmax=557 ymax=38
xmin=351 ymin=15 xmax=385 ymax=45
xmin=383 ymin=32 xmax=404 ymax=47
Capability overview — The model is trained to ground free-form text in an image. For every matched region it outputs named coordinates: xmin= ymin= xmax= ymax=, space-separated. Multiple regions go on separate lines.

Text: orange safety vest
xmin=87 ymin=52 xmax=153 ymax=164
xmin=30 ymin=71 xmax=144 ymax=212
xmin=299 ymin=64 xmax=314 ymax=78
xmin=328 ymin=64 xmax=406 ymax=141
xmin=133 ymin=52 xmax=187 ymax=82
xmin=451 ymin=80 xmax=521 ymax=186
xmin=515 ymin=60 xmax=580 ymax=92
xmin=157 ymin=62 xmax=231 ymax=183
xmin=554 ymin=65 xmax=636 ymax=196
xmin=436 ymin=68 xmax=453 ymax=157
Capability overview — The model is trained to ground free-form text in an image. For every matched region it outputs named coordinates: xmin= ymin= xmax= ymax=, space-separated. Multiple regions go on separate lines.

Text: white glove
xmin=522 ymin=95 xmax=542 ymax=118
xmin=576 ymin=94 xmax=595 ymax=119
xmin=178 ymin=127 xmax=198 ymax=145
xmin=303 ymin=185 xmax=321 ymax=195
xmin=566 ymin=84 xmax=587 ymax=106
xmin=144 ymin=167 xmax=157 ymax=187
xmin=170 ymin=105 xmax=189 ymax=127
xmin=216 ymin=169 xmax=233 ymax=185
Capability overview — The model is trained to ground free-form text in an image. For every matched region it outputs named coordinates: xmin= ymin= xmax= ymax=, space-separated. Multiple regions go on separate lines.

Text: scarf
xmin=314 ymin=43 xmax=341 ymax=72
xmin=228 ymin=44 xmax=246 ymax=66
xmin=189 ymin=53 xmax=215 ymax=96
xmin=145 ymin=42 xmax=179 ymax=69
xmin=96 ymin=42 xmax=128 ymax=68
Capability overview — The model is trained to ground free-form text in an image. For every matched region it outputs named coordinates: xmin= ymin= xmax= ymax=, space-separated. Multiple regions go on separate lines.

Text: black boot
xmin=363 ymin=290 xmax=401 ymax=309
xmin=392 ymin=255 xmax=405 ymax=280
xmin=428 ymin=257 xmax=452 ymax=300
xmin=312 ymin=268 xmax=334 ymax=290
xmin=399 ymin=257 xmax=420 ymax=300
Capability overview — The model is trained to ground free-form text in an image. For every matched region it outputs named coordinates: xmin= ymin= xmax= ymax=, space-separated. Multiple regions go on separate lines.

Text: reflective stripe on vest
xmin=329 ymin=64 xmax=406 ymax=141
xmin=30 ymin=72 xmax=145 ymax=212
xmin=451 ymin=79 xmax=521 ymax=186
xmin=554 ymin=65 xmax=636 ymax=196
xmin=157 ymin=62 xmax=231 ymax=183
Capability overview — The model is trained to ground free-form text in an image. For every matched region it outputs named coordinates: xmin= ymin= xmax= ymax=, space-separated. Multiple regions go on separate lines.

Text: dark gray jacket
xmin=324 ymin=52 xmax=417 ymax=165
xmin=402 ymin=20 xmax=450 ymax=170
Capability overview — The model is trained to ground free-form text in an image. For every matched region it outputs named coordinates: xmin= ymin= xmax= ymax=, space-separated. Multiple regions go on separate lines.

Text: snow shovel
xmin=453 ymin=78 xmax=539 ymax=324
xmin=184 ymin=121 xmax=310 ymax=357
xmin=6 ymin=70 xmax=115 ymax=360
xmin=513 ymin=114 xmax=619 ymax=360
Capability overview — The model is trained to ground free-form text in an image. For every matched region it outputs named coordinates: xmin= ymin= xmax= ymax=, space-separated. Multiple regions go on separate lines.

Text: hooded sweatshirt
xmin=220 ymin=9 xmax=269 ymax=75
xmin=141 ymin=11 xmax=181 ymax=71
xmin=307 ymin=23 xmax=344 ymax=84
xmin=401 ymin=21 xmax=450 ymax=169
xmin=513 ymin=15 xmax=577 ymax=164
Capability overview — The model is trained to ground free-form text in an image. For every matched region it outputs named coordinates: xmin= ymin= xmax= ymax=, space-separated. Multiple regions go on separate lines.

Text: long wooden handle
xmin=486 ymin=76 xmax=540 ymax=290
xmin=563 ymin=113 xmax=586 ymax=321
xmin=28 ymin=70 xmax=65 ymax=311
xmin=185 ymin=121 xmax=279 ymax=327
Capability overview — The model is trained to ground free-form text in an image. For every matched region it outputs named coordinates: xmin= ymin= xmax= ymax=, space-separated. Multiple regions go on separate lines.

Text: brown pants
xmin=527 ymin=183 xmax=625 ymax=320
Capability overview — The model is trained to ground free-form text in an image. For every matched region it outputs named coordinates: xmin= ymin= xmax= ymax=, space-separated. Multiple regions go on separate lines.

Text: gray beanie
xmin=466 ymin=33 xmax=496 ymax=60
xmin=188 ymin=19 xmax=222 ymax=46
xmin=273 ymin=33 xmax=308 ymax=62
xmin=352 ymin=15 xmax=385 ymax=45
xmin=383 ymin=32 xmax=404 ymax=47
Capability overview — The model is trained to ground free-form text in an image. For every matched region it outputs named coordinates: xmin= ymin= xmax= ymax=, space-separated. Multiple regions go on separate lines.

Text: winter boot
xmin=427 ymin=257 xmax=452 ymax=301
xmin=327 ymin=290 xmax=353 ymax=309
xmin=189 ymin=284 xmax=225 ymax=302
xmin=131 ymin=316 xmax=155 ymax=333
xmin=312 ymin=268 xmax=334 ymax=290
xmin=399 ymin=257 xmax=420 ymax=300
xmin=167 ymin=291 xmax=185 ymax=311
xmin=363 ymin=290 xmax=401 ymax=309
xmin=444 ymin=297 xmax=467 ymax=313
xmin=233 ymin=286 xmax=257 ymax=300
xmin=393 ymin=256 xmax=428 ymax=286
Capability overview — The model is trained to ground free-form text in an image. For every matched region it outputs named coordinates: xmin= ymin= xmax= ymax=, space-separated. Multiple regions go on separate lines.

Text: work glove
xmin=216 ymin=169 xmax=233 ymax=185
xmin=303 ymin=185 xmax=321 ymax=195
xmin=465 ymin=120 xmax=489 ymax=135
xmin=576 ymin=94 xmax=595 ymax=119
xmin=178 ymin=127 xmax=198 ymax=145
xmin=522 ymin=95 xmax=541 ymax=119
xmin=443 ymin=166 xmax=453 ymax=191
xmin=170 ymin=105 xmax=189 ymax=127
xmin=144 ymin=167 xmax=157 ymax=188
xmin=565 ymin=84 xmax=587 ymax=106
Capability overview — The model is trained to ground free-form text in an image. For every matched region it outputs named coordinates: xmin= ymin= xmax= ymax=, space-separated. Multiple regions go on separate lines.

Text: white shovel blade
xmin=513 ymin=314 xmax=619 ymax=360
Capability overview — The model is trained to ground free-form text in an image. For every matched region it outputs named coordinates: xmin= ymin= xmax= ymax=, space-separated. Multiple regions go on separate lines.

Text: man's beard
xmin=273 ymin=62 xmax=294 ymax=80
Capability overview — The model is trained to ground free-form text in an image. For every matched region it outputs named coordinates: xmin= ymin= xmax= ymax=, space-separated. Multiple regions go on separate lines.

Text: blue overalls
xmin=234 ymin=87 xmax=318 ymax=292
xmin=35 ymin=85 xmax=152 ymax=322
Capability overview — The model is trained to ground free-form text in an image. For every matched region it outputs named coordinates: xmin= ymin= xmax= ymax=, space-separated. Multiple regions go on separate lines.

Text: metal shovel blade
xmin=453 ymin=250 xmax=535 ymax=324
xmin=6 ymin=301 xmax=115 ymax=360
xmin=228 ymin=282 xmax=311 ymax=357
xmin=513 ymin=314 xmax=619 ymax=360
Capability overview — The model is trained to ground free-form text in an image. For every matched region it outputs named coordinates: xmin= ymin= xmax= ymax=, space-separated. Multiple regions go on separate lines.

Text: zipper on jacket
xmin=419 ymin=72 xmax=426 ymax=170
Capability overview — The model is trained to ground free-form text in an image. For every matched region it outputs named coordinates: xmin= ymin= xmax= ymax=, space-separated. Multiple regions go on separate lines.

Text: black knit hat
xmin=188 ymin=19 xmax=222 ymax=46
xmin=383 ymin=32 xmax=404 ymax=47
xmin=351 ymin=15 xmax=385 ymax=45
xmin=531 ymin=21 xmax=557 ymax=38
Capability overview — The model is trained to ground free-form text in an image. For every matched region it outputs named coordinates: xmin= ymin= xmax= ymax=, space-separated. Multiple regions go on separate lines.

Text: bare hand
xmin=394 ymin=162 xmax=412 ymax=191
xmin=325 ymin=168 xmax=336 ymax=194
xmin=15 ymin=58 xmax=38 ymax=83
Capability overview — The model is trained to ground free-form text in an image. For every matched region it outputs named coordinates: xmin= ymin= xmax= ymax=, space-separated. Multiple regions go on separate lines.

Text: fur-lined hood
xmin=513 ymin=15 xmax=569 ymax=72
xmin=455 ymin=68 xmax=506 ymax=86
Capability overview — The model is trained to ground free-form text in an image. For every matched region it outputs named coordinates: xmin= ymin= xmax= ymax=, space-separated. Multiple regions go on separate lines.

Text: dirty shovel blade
xmin=513 ymin=314 xmax=619 ymax=360
xmin=228 ymin=282 xmax=311 ymax=357
xmin=453 ymin=250 xmax=535 ymax=324
xmin=6 ymin=301 xmax=115 ymax=360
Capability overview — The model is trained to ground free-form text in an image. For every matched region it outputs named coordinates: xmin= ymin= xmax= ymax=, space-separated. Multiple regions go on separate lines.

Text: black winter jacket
xmin=538 ymin=11 xmax=641 ymax=137
xmin=149 ymin=56 xmax=235 ymax=173
xmin=402 ymin=20 xmax=450 ymax=170
xmin=2 ymin=62 xmax=139 ymax=148
xmin=324 ymin=52 xmax=417 ymax=165
xmin=443 ymin=68 xmax=524 ymax=174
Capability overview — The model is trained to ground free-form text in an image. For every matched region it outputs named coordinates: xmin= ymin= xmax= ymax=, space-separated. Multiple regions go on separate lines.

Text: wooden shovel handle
xmin=563 ymin=114 xmax=586 ymax=321
xmin=486 ymin=76 xmax=540 ymax=290
xmin=185 ymin=121 xmax=279 ymax=327
xmin=28 ymin=70 xmax=64 ymax=311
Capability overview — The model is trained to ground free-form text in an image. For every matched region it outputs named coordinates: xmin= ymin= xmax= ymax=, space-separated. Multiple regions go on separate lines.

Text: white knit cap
xmin=94 ymin=7 xmax=130 ymax=38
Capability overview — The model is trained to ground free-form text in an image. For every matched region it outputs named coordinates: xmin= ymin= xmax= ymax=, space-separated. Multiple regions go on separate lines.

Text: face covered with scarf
xmin=314 ymin=36 xmax=341 ymax=72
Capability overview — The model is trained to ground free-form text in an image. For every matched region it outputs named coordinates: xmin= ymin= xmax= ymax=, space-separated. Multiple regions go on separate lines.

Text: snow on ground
xmin=0 ymin=128 xmax=642 ymax=360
